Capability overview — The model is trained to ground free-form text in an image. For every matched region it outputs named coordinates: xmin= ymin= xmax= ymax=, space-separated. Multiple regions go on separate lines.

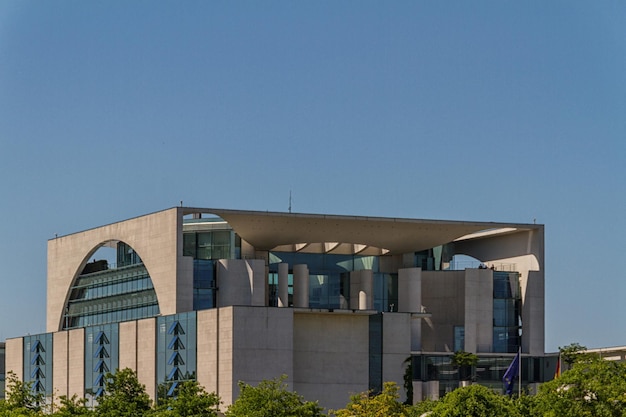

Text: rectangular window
xmin=454 ymin=326 xmax=465 ymax=352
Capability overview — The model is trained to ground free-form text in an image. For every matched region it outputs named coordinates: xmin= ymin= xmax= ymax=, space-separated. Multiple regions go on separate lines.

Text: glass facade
xmin=23 ymin=334 xmax=53 ymax=397
xmin=412 ymin=353 xmax=556 ymax=397
xmin=0 ymin=343 xmax=4 ymax=399
xmin=368 ymin=314 xmax=383 ymax=393
xmin=183 ymin=228 xmax=239 ymax=310
xmin=156 ymin=312 xmax=197 ymax=400
xmin=493 ymin=272 xmax=521 ymax=353
xmin=84 ymin=324 xmax=119 ymax=399
xmin=268 ymin=252 xmax=398 ymax=312
xmin=63 ymin=242 xmax=160 ymax=330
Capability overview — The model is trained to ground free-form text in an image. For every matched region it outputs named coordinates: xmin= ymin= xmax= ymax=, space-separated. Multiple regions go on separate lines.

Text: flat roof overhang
xmin=182 ymin=208 xmax=541 ymax=255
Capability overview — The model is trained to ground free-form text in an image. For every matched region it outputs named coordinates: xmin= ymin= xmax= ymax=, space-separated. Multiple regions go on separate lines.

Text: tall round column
xmin=293 ymin=264 xmax=309 ymax=308
xmin=359 ymin=270 xmax=373 ymax=310
xmin=278 ymin=263 xmax=289 ymax=307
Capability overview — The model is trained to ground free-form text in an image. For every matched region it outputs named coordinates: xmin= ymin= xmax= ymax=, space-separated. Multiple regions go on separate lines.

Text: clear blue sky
xmin=1 ymin=1 xmax=624 ymax=352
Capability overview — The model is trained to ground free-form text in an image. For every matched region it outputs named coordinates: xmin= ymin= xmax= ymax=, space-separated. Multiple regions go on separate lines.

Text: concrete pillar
xmin=293 ymin=264 xmax=309 ymax=308
xmin=523 ymin=270 xmax=545 ymax=356
xmin=399 ymin=268 xmax=422 ymax=351
xmin=5 ymin=338 xmax=23 ymax=381
xmin=398 ymin=268 xmax=421 ymax=313
xmin=350 ymin=271 xmax=361 ymax=310
xmin=412 ymin=381 xmax=423 ymax=405
xmin=278 ymin=263 xmax=289 ymax=307
xmin=423 ymin=380 xmax=440 ymax=401
xmin=359 ymin=270 xmax=373 ymax=310
xmin=217 ymin=259 xmax=265 ymax=307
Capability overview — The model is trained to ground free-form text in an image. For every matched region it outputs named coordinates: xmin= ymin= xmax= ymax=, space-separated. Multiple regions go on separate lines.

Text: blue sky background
xmin=0 ymin=1 xmax=624 ymax=351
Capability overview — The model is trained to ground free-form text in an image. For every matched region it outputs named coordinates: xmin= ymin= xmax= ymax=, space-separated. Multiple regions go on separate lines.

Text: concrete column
xmin=53 ymin=331 xmax=69 ymax=399
xmin=464 ymin=268 xmax=493 ymax=353
xmin=5 ymin=338 xmax=23 ymax=381
xmin=398 ymin=268 xmax=421 ymax=313
xmin=278 ymin=263 xmax=289 ymax=307
xmin=137 ymin=318 xmax=157 ymax=400
xmin=293 ymin=264 xmax=309 ymax=308
xmin=359 ymin=270 xmax=373 ymax=310
xmin=523 ymin=270 xmax=545 ymax=356
xmin=349 ymin=271 xmax=361 ymax=310
xmin=412 ymin=381 xmax=423 ymax=404
xmin=423 ymin=380 xmax=440 ymax=401
xmin=68 ymin=328 xmax=85 ymax=399
xmin=217 ymin=259 xmax=266 ymax=307
xmin=399 ymin=268 xmax=422 ymax=351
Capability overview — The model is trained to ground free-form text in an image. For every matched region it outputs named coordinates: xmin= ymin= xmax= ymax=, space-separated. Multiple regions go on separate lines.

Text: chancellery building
xmin=5 ymin=207 xmax=556 ymax=409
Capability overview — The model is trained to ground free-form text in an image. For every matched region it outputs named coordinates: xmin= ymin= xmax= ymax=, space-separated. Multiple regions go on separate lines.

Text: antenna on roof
xmin=288 ymin=191 xmax=292 ymax=213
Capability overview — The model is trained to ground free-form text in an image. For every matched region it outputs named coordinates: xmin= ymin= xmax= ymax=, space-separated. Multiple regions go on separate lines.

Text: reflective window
xmin=63 ymin=242 xmax=160 ymax=329
xmin=84 ymin=324 xmax=119 ymax=401
xmin=156 ymin=312 xmax=197 ymax=400
xmin=23 ymin=334 xmax=53 ymax=397
xmin=492 ymin=271 xmax=521 ymax=353
xmin=268 ymin=252 xmax=396 ymax=312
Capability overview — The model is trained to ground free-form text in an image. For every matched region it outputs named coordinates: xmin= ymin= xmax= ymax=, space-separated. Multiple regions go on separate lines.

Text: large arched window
xmin=62 ymin=241 xmax=160 ymax=330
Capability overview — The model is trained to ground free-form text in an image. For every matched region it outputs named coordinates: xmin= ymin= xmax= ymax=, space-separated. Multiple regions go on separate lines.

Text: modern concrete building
xmin=6 ymin=207 xmax=553 ymax=409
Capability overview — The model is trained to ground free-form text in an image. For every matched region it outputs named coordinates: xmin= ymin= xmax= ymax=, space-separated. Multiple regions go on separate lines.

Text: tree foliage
xmin=427 ymin=384 xmax=520 ymax=417
xmin=451 ymin=351 xmax=479 ymax=382
xmin=403 ymin=357 xmax=413 ymax=405
xmin=5 ymin=362 xmax=626 ymax=417
xmin=51 ymin=395 xmax=94 ymax=417
xmin=154 ymin=380 xmax=220 ymax=417
xmin=559 ymin=343 xmax=594 ymax=367
xmin=532 ymin=357 xmax=626 ymax=417
xmin=333 ymin=382 xmax=409 ymax=417
xmin=95 ymin=368 xmax=152 ymax=417
xmin=226 ymin=375 xmax=323 ymax=417
xmin=3 ymin=371 xmax=44 ymax=414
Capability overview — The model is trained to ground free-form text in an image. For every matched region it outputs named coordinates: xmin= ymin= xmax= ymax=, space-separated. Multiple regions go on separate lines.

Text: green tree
xmin=51 ymin=395 xmax=93 ymax=417
xmin=95 ymin=368 xmax=152 ymax=417
xmin=532 ymin=357 xmax=626 ymax=417
xmin=3 ymin=371 xmax=44 ymax=414
xmin=559 ymin=343 xmax=593 ymax=367
xmin=428 ymin=384 xmax=520 ymax=417
xmin=406 ymin=398 xmax=437 ymax=417
xmin=403 ymin=357 xmax=413 ymax=404
xmin=333 ymin=382 xmax=409 ymax=417
xmin=451 ymin=351 xmax=478 ymax=382
xmin=226 ymin=375 xmax=323 ymax=417
xmin=154 ymin=380 xmax=220 ymax=417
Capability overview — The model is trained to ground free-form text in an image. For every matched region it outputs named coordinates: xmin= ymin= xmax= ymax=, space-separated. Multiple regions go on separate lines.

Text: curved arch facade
xmin=47 ymin=208 xmax=193 ymax=332
xmin=61 ymin=240 xmax=160 ymax=329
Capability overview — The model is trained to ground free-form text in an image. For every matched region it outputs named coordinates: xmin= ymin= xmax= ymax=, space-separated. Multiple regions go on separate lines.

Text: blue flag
xmin=502 ymin=350 xmax=520 ymax=395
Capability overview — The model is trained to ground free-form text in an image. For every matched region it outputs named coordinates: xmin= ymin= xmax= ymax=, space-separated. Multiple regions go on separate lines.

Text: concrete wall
xmin=217 ymin=259 xmax=266 ymax=307
xmin=197 ymin=307 xmax=234 ymax=408
xmin=51 ymin=328 xmax=85 ymax=400
xmin=231 ymin=307 xmax=294 ymax=402
xmin=398 ymin=268 xmax=422 ymax=350
xmin=382 ymin=313 xmax=412 ymax=403
xmin=464 ymin=269 xmax=493 ymax=353
xmin=523 ymin=271 xmax=545 ymax=355
xmin=47 ymin=208 xmax=192 ymax=332
xmin=197 ymin=309 xmax=219 ymax=402
xmin=454 ymin=227 xmax=545 ymax=354
xmin=421 ymin=271 xmax=465 ymax=352
xmin=137 ymin=318 xmax=157 ymax=399
xmin=119 ymin=321 xmax=138 ymax=371
xmin=293 ymin=312 xmax=369 ymax=411
xmin=5 ymin=337 xmax=23 ymax=382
